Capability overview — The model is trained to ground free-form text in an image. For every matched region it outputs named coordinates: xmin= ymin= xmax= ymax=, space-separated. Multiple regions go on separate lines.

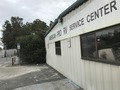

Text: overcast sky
xmin=0 ymin=0 xmax=76 ymax=38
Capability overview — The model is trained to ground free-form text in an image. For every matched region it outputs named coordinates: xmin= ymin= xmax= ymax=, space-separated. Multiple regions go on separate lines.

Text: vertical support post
xmin=12 ymin=57 xmax=14 ymax=66
xmin=18 ymin=49 xmax=20 ymax=61
xmin=17 ymin=43 xmax=21 ymax=64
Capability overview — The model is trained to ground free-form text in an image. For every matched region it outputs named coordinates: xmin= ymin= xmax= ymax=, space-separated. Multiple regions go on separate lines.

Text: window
xmin=81 ymin=24 xmax=120 ymax=64
xmin=55 ymin=41 xmax=61 ymax=55
xmin=81 ymin=34 xmax=96 ymax=58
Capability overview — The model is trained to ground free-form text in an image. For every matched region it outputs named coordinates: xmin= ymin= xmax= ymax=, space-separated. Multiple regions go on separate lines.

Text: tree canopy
xmin=1 ymin=16 xmax=49 ymax=64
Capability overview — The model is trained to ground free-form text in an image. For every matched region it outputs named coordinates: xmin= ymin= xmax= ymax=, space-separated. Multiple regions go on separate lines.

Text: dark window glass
xmin=87 ymin=34 xmax=96 ymax=58
xmin=96 ymin=25 xmax=120 ymax=61
xmin=55 ymin=41 xmax=61 ymax=55
xmin=81 ymin=36 xmax=88 ymax=57
xmin=81 ymin=24 xmax=120 ymax=64
xmin=81 ymin=34 xmax=96 ymax=58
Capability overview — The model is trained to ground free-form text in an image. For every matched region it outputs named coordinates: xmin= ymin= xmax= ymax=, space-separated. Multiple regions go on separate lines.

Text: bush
xmin=17 ymin=35 xmax=46 ymax=64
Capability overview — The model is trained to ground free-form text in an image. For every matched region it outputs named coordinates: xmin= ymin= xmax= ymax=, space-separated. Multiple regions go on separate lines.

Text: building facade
xmin=45 ymin=0 xmax=120 ymax=90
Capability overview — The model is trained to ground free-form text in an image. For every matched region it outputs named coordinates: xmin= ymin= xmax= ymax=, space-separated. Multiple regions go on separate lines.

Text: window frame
xmin=80 ymin=24 xmax=120 ymax=65
xmin=55 ymin=41 xmax=61 ymax=55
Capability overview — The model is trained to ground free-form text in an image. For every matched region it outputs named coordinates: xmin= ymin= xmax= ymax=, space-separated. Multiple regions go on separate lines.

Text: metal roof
xmin=45 ymin=0 xmax=88 ymax=37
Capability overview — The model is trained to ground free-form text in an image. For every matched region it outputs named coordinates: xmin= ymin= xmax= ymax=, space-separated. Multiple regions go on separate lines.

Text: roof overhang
xmin=45 ymin=0 xmax=88 ymax=37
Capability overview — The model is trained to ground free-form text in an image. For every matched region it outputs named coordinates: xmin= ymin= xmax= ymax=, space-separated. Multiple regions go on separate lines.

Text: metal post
xmin=12 ymin=57 xmax=14 ymax=66
xmin=17 ymin=43 xmax=21 ymax=64
xmin=18 ymin=49 xmax=20 ymax=61
xmin=4 ymin=45 xmax=7 ymax=61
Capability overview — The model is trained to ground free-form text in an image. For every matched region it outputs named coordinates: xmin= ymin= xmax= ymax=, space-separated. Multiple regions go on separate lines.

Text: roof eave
xmin=45 ymin=0 xmax=88 ymax=37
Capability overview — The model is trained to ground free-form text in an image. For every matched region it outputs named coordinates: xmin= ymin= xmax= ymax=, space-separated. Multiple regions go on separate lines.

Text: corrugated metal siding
xmin=46 ymin=36 xmax=120 ymax=90
xmin=45 ymin=0 xmax=120 ymax=89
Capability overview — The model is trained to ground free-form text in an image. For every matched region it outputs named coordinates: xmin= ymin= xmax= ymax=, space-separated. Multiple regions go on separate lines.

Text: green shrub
xmin=17 ymin=35 xmax=46 ymax=64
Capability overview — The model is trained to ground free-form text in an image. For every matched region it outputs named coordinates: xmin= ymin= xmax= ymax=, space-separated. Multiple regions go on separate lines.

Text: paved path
xmin=14 ymin=79 xmax=81 ymax=90
xmin=0 ymin=58 xmax=82 ymax=90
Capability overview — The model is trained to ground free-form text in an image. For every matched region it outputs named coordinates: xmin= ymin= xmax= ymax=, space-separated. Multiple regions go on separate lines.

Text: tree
xmin=16 ymin=19 xmax=48 ymax=64
xmin=17 ymin=35 xmax=46 ymax=63
xmin=2 ymin=16 xmax=24 ymax=49
xmin=2 ymin=16 xmax=49 ymax=64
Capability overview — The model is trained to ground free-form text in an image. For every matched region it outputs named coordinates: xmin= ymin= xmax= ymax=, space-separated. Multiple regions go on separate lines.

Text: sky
xmin=0 ymin=0 xmax=76 ymax=38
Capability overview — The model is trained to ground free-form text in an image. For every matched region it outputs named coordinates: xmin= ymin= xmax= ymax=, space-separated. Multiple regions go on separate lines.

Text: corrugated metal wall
xmin=46 ymin=0 xmax=120 ymax=89
xmin=46 ymin=36 xmax=120 ymax=90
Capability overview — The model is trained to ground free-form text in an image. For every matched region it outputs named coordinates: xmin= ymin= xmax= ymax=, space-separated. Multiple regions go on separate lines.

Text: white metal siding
xmin=46 ymin=36 xmax=120 ymax=90
xmin=45 ymin=0 xmax=120 ymax=90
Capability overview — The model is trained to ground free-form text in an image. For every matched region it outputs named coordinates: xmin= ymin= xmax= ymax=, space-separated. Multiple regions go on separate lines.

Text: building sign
xmin=49 ymin=0 xmax=118 ymax=40
xmin=17 ymin=43 xmax=20 ymax=49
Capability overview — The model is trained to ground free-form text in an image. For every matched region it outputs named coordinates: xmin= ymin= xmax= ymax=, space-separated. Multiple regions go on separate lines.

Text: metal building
xmin=45 ymin=0 xmax=120 ymax=90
